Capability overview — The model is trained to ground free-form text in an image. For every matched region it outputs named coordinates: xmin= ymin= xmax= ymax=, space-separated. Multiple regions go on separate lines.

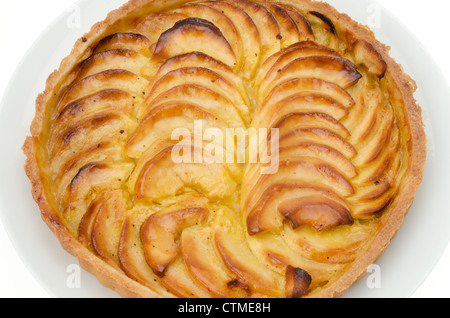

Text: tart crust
xmin=23 ymin=0 xmax=426 ymax=298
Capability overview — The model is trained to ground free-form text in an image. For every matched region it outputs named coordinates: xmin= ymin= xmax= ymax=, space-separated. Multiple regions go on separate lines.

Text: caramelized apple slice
xmin=247 ymin=231 xmax=344 ymax=284
xmin=259 ymin=1 xmax=301 ymax=47
xmin=353 ymin=131 xmax=400 ymax=185
xmin=253 ymin=94 xmax=349 ymax=131
xmin=56 ymin=69 xmax=148 ymax=114
xmin=131 ymin=13 xmax=187 ymax=44
xmin=353 ymin=39 xmax=387 ymax=78
xmin=309 ymin=11 xmax=337 ymax=38
xmin=182 ymin=226 xmax=251 ymax=297
xmin=53 ymin=142 xmax=122 ymax=198
xmin=149 ymin=84 xmax=246 ymax=126
xmin=141 ymin=84 xmax=247 ymax=128
xmin=133 ymin=146 xmax=238 ymax=202
xmin=277 ymin=143 xmax=357 ymax=179
xmin=90 ymin=190 xmax=128 ymax=269
xmin=279 ymin=196 xmax=353 ymax=232
xmin=243 ymin=158 xmax=355 ymax=224
xmin=281 ymin=5 xmax=315 ymax=42
xmin=152 ymin=18 xmax=237 ymax=68
xmin=285 ymin=266 xmax=312 ymax=298
xmin=146 ymin=51 xmax=249 ymax=107
xmin=257 ymin=46 xmax=342 ymax=93
xmin=140 ymin=197 xmax=209 ymax=277
xmin=78 ymin=192 xmax=104 ymax=250
xmin=126 ymin=103 xmax=229 ymax=158
xmin=48 ymin=112 xmax=135 ymax=162
xmin=55 ymin=89 xmax=136 ymax=127
xmin=73 ymin=49 xmax=149 ymax=81
xmin=228 ymin=0 xmax=281 ymax=62
xmin=92 ymin=32 xmax=151 ymax=56
xmin=145 ymin=51 xmax=250 ymax=112
xmin=246 ymin=185 xmax=352 ymax=235
xmin=118 ymin=211 xmax=174 ymax=296
xmin=255 ymin=42 xmax=341 ymax=87
xmin=273 ymin=112 xmax=350 ymax=140
xmin=63 ymin=161 xmax=134 ymax=233
xmin=262 ymin=77 xmax=355 ymax=111
xmin=349 ymin=186 xmax=398 ymax=218
xmin=284 ymin=219 xmax=373 ymax=264
xmin=352 ymin=106 xmax=395 ymax=166
xmin=144 ymin=67 xmax=249 ymax=121
xmin=205 ymin=0 xmax=261 ymax=79
xmin=173 ymin=4 xmax=242 ymax=69
xmin=213 ymin=207 xmax=284 ymax=297
xmin=161 ymin=255 xmax=212 ymax=298
xmin=259 ymin=56 xmax=361 ymax=96
xmin=279 ymin=128 xmax=357 ymax=159
xmin=308 ymin=11 xmax=338 ymax=49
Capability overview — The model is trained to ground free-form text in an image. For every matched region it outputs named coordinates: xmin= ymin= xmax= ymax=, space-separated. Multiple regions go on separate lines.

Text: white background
xmin=0 ymin=0 xmax=449 ymax=298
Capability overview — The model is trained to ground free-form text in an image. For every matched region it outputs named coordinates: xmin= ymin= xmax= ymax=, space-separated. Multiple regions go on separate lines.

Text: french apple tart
xmin=23 ymin=0 xmax=426 ymax=298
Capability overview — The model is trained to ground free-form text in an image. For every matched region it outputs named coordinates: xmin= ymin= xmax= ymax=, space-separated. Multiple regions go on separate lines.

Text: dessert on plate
xmin=23 ymin=0 xmax=426 ymax=298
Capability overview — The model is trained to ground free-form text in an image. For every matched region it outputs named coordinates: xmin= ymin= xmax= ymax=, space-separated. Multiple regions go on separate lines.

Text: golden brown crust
xmin=23 ymin=0 xmax=426 ymax=298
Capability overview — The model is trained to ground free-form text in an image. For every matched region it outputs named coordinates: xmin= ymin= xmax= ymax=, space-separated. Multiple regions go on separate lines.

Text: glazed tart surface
xmin=24 ymin=0 xmax=426 ymax=298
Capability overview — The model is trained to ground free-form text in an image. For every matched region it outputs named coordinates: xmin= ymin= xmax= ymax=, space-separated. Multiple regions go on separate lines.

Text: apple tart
xmin=23 ymin=0 xmax=426 ymax=298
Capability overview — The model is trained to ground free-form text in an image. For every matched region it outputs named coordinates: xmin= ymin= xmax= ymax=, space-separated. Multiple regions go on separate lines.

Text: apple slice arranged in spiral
xmin=259 ymin=1 xmax=302 ymax=47
xmin=204 ymin=0 xmax=261 ymax=79
xmin=280 ymin=5 xmax=315 ymax=42
xmin=152 ymin=17 xmax=237 ymax=68
xmin=73 ymin=49 xmax=149 ymax=82
xmin=228 ymin=0 xmax=281 ymax=62
xmin=246 ymin=184 xmax=352 ymax=235
xmin=140 ymin=196 xmax=209 ymax=277
xmin=172 ymin=4 xmax=242 ymax=70
xmin=261 ymin=77 xmax=355 ymax=112
xmin=259 ymin=55 xmax=361 ymax=97
xmin=55 ymin=69 xmax=148 ymax=115
xmin=353 ymin=39 xmax=387 ymax=78
xmin=132 ymin=145 xmax=238 ymax=203
xmin=253 ymin=93 xmax=349 ymax=130
xmin=78 ymin=189 xmax=128 ymax=270
xmin=255 ymin=42 xmax=341 ymax=90
xmin=126 ymin=103 xmax=229 ymax=158
xmin=92 ymin=32 xmax=151 ymax=56
xmin=142 ymin=66 xmax=249 ymax=123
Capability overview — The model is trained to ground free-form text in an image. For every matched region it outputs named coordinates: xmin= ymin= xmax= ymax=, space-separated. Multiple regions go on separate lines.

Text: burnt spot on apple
xmin=285 ymin=266 xmax=312 ymax=298
xmin=309 ymin=11 xmax=337 ymax=37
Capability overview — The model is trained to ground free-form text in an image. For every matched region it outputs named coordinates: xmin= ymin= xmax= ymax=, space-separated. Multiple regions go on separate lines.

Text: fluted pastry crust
xmin=23 ymin=0 xmax=426 ymax=298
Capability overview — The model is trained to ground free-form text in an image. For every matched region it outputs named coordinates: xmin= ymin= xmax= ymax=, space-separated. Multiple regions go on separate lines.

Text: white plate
xmin=0 ymin=0 xmax=449 ymax=298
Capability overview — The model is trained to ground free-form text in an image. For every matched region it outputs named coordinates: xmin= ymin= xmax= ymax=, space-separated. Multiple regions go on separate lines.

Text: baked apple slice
xmin=204 ymin=0 xmax=261 ymax=79
xmin=133 ymin=146 xmax=239 ymax=202
xmin=143 ymin=67 xmax=249 ymax=122
xmin=261 ymin=77 xmax=355 ymax=111
xmin=152 ymin=18 xmax=237 ymax=68
xmin=73 ymin=49 xmax=149 ymax=81
xmin=228 ymin=0 xmax=281 ymax=62
xmin=125 ymin=103 xmax=229 ymax=158
xmin=92 ymin=32 xmax=151 ymax=56
xmin=55 ymin=69 xmax=148 ymax=115
xmin=259 ymin=55 xmax=361 ymax=96
xmin=259 ymin=1 xmax=302 ymax=47
xmin=140 ymin=197 xmax=209 ymax=277
xmin=172 ymin=4 xmax=242 ymax=70
xmin=353 ymin=39 xmax=387 ymax=79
